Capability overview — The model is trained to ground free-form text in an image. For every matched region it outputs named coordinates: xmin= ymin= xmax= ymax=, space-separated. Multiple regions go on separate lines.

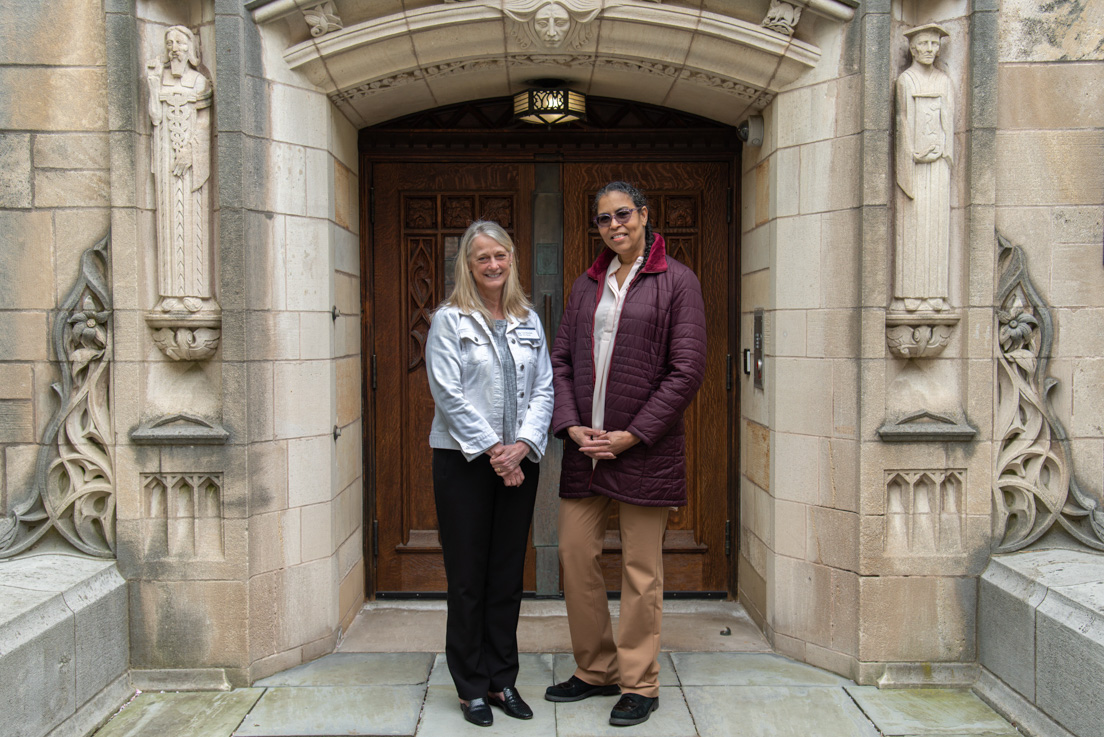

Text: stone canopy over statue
xmin=144 ymin=25 xmax=221 ymax=361
xmin=886 ymin=23 xmax=957 ymax=359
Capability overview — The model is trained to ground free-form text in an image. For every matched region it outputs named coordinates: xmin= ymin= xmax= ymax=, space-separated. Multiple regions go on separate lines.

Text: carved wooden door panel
xmin=372 ymin=162 xmax=535 ymax=592
xmin=563 ymin=162 xmax=731 ymax=592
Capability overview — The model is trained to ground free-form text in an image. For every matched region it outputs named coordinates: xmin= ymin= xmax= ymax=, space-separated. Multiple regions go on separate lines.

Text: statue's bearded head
xmin=908 ymin=30 xmax=941 ymax=66
xmin=534 ymin=3 xmax=571 ymax=47
xmin=164 ymin=26 xmax=199 ymax=77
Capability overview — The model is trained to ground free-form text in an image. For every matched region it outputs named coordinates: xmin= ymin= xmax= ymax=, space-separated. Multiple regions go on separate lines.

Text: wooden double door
xmin=368 ymin=159 xmax=735 ymax=595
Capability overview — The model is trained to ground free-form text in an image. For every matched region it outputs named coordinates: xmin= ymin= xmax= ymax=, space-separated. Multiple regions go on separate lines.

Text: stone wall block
xmin=300 ymin=311 xmax=333 ymax=361
xmin=334 ymin=158 xmax=359 ymax=232
xmin=339 ymin=558 xmax=366 ymax=632
xmin=335 ymin=474 xmax=362 ymax=548
xmin=336 ymin=524 xmax=362 ymax=584
xmin=998 ymin=0 xmax=1104 ymax=63
xmin=56 ymin=210 xmax=112 ymax=306
xmin=859 ymin=206 xmax=889 ymax=307
xmin=245 ymin=211 xmax=288 ymax=311
xmin=858 ymin=575 xmax=976 ymax=662
xmin=860 ymin=129 xmax=890 ymax=206
xmin=287 ymin=434 xmax=334 ymax=507
xmin=776 ymin=83 xmax=837 ymax=148
xmin=801 ymin=135 xmax=862 ymax=214
xmin=968 ymin=14 xmax=998 ymax=129
xmin=300 ymin=500 xmax=334 ymax=562
xmin=0 ymin=68 xmax=108 ymax=131
xmin=65 ymin=566 xmax=129 ymax=704
xmin=274 ymin=361 xmax=333 ymax=439
xmin=218 ymin=131 xmax=245 ymax=212
xmin=997 ymin=131 xmax=1103 ymax=207
xmin=967 ymin=128 xmax=996 ymax=206
xmin=266 ymin=141 xmax=308 ymax=217
xmin=0 ymin=132 xmax=32 ymax=207
xmin=740 ymin=477 xmax=773 ymax=551
xmin=819 ymin=437 xmax=859 ymax=512
xmin=130 ymin=579 xmax=248 ymax=669
xmin=34 ymin=169 xmax=110 ymax=208
xmin=0 ymin=401 xmax=35 ymax=444
xmin=832 ymin=358 xmax=859 ymax=438
xmin=336 ymin=417 xmax=362 ymax=492
xmin=774 ymin=499 xmax=807 ymax=559
xmin=105 ymin=10 xmax=139 ymax=133
xmin=0 ymin=364 xmax=33 ymax=401
xmin=0 ymin=588 xmax=76 ymax=737
xmin=1035 ymin=586 xmax=1104 ymax=737
xmin=978 ymin=559 xmax=1041 ymax=702
xmin=246 ymin=311 xmax=300 ymax=362
xmin=821 ymin=209 xmax=861 ymax=309
xmin=773 ymin=358 xmax=834 ymax=436
xmin=860 ymin=12 xmax=892 ymax=131
xmin=773 ymin=310 xmax=806 ymax=357
xmin=774 ymin=215 xmax=822 ymax=309
xmin=333 ymin=220 xmax=359 ymax=275
xmin=334 ymin=272 xmax=360 ymax=317
xmin=34 ymin=133 xmax=110 ymax=170
xmin=285 ymin=216 xmax=332 ymax=312
xmin=999 ymin=63 xmax=1104 ymax=131
xmin=220 ymin=207 xmax=248 ymax=313
xmin=248 ymin=439 xmax=289 ymax=514
xmin=1070 ymin=358 xmax=1104 ymax=437
xmin=247 ymin=360 xmax=275 ymax=442
xmin=773 ymin=431 xmax=820 ymax=505
xmin=741 ymin=221 xmax=771 ymax=276
xmin=0 ymin=211 xmax=55 ymax=310
xmin=743 ymin=419 xmax=770 ymax=492
xmin=280 ymin=558 xmax=338 ymax=651
xmin=0 ymin=0 xmax=106 ymax=66
xmin=773 ymin=556 xmax=833 ymax=648
xmin=247 ymin=570 xmax=280 ymax=661
xmin=808 ymin=506 xmax=859 ymax=572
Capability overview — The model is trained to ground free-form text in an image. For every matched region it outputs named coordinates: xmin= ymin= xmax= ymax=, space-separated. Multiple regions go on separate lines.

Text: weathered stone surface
xmin=93 ymin=690 xmax=263 ymax=737
xmin=1035 ymin=579 xmax=1104 ymax=737
xmin=998 ymin=0 xmax=1104 ymax=63
xmin=0 ymin=401 xmax=34 ymax=443
xmin=0 ymin=132 xmax=32 ymax=207
xmin=997 ymin=131 xmax=1103 ymax=207
xmin=686 ymin=685 xmax=880 ymax=737
xmin=33 ymin=133 xmax=110 ymax=170
xmin=34 ymin=169 xmax=110 ymax=208
xmin=129 ymin=580 xmax=248 ymax=670
xmin=257 ymin=652 xmax=433 ymax=687
xmin=672 ymin=652 xmax=848 ymax=686
xmin=0 ymin=211 xmax=55 ymax=310
xmin=858 ymin=575 xmax=976 ymax=662
xmin=846 ymin=686 xmax=1018 ymax=735
xmin=0 ymin=0 xmax=106 ymax=66
xmin=0 ymin=68 xmax=108 ymax=131
xmin=238 ymin=685 xmax=427 ymax=736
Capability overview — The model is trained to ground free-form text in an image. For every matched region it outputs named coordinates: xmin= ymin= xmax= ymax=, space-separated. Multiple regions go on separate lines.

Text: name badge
xmin=515 ymin=326 xmax=542 ymax=343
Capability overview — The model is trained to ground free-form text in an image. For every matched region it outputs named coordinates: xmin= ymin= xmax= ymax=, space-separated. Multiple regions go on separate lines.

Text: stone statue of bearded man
xmin=146 ymin=25 xmax=214 ymax=315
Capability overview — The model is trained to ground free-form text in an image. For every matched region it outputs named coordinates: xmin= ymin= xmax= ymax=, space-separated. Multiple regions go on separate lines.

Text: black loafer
xmin=487 ymin=687 xmax=533 ymax=720
xmin=609 ymin=693 xmax=658 ymax=726
xmin=544 ymin=675 xmax=621 ymax=702
xmin=461 ymin=697 xmax=493 ymax=727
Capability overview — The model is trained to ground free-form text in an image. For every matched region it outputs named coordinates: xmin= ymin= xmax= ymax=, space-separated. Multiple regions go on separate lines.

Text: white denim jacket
xmin=426 ymin=305 xmax=554 ymax=462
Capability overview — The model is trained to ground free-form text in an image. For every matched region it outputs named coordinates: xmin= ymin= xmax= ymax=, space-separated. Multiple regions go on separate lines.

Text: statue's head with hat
xmin=904 ymin=23 xmax=949 ymax=67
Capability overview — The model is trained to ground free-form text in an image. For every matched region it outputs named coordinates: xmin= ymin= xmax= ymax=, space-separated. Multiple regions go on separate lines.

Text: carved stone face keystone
xmin=534 ymin=4 xmax=571 ymax=47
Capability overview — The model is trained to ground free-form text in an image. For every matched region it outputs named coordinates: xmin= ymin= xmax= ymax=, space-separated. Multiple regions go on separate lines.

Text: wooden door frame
xmin=359 ymin=99 xmax=743 ymax=598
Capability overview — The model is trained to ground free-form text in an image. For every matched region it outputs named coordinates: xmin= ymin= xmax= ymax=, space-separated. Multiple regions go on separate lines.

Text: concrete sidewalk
xmin=92 ymin=602 xmax=1023 ymax=737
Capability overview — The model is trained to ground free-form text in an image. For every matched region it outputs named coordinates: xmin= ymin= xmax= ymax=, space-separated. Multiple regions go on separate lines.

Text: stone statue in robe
xmin=146 ymin=25 xmax=213 ymax=314
xmin=144 ymin=25 xmax=221 ymax=361
xmin=894 ymin=24 xmax=954 ymax=314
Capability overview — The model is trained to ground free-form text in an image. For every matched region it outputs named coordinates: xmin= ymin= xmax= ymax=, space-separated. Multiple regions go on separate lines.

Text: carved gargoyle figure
xmin=762 ymin=0 xmax=802 ymax=35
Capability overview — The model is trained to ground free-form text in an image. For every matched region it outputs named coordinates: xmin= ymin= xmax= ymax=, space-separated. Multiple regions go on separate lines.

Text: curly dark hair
xmin=593 ymin=181 xmax=656 ymax=253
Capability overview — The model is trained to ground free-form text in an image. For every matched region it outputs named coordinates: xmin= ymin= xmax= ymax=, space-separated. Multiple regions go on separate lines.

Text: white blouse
xmin=591 ymin=254 xmax=645 ymax=443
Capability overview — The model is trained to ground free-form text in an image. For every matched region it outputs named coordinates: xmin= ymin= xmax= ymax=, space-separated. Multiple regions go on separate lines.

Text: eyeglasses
xmin=592 ymin=207 xmax=641 ymax=229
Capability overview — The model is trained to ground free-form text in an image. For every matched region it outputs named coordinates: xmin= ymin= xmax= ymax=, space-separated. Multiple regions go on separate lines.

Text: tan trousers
xmin=558 ymin=495 xmax=669 ymax=698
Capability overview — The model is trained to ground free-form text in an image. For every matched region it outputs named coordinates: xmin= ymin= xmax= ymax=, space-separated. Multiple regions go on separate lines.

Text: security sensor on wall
xmin=737 ymin=115 xmax=764 ymax=147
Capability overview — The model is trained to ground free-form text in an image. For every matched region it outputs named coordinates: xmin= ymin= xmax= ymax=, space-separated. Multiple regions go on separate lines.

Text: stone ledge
xmin=0 ymin=551 xmax=132 ymax=737
xmin=978 ymin=549 xmax=1104 ymax=737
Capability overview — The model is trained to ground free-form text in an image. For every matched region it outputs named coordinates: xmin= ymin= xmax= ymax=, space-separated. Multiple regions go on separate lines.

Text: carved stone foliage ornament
xmin=145 ymin=25 xmax=220 ymax=361
xmin=303 ymin=1 xmax=343 ymax=37
xmin=0 ymin=235 xmax=115 ymax=558
xmin=993 ymin=233 xmax=1104 ymax=553
xmin=887 ymin=23 xmax=958 ymax=359
xmin=762 ymin=0 xmax=802 ymax=35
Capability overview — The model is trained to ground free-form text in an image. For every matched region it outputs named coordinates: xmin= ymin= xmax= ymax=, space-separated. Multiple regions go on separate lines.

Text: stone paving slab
xmin=555 ymin=686 xmax=696 ymax=737
xmin=685 ymin=685 xmax=881 ymax=737
xmin=415 ymin=685 xmax=556 ymax=736
xmin=93 ymin=690 xmax=264 ymax=737
xmin=428 ymin=652 xmax=554 ymax=688
xmin=553 ymin=652 xmax=681 ymax=686
xmin=256 ymin=653 xmax=434 ymax=687
xmin=234 ymin=685 xmax=426 ymax=736
xmin=846 ymin=687 xmax=1019 ymax=735
xmin=671 ymin=652 xmax=850 ymax=687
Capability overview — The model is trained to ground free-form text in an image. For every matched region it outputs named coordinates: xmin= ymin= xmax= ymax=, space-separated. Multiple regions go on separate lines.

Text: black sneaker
xmin=609 ymin=693 xmax=658 ymax=726
xmin=544 ymin=675 xmax=621 ymax=702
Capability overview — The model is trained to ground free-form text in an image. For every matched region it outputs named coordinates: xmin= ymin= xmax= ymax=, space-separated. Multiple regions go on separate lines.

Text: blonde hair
xmin=441 ymin=221 xmax=532 ymax=325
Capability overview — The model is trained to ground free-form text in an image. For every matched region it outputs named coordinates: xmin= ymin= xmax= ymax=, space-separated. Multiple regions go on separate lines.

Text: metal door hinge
xmin=372 ymin=519 xmax=379 ymax=558
xmin=371 ymin=354 xmax=378 ymax=391
xmin=724 ymin=520 xmax=732 ymax=556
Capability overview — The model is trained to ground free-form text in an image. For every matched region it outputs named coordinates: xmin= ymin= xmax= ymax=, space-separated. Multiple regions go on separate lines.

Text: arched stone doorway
xmin=359 ymin=97 xmax=742 ymax=596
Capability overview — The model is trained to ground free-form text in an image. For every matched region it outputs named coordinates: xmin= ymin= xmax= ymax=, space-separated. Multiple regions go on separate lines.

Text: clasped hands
xmin=567 ymin=426 xmax=640 ymax=460
xmin=486 ymin=441 xmax=529 ymax=487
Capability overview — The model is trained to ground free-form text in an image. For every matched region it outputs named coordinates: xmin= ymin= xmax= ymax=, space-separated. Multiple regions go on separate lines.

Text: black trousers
xmin=433 ymin=449 xmax=538 ymax=700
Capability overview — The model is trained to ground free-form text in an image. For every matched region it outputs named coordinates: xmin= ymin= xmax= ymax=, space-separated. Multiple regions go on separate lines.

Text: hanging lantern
xmin=513 ymin=87 xmax=587 ymax=125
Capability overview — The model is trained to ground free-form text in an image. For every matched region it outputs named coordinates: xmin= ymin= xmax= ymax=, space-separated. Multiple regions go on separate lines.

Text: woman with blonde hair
xmin=425 ymin=220 xmax=554 ymax=727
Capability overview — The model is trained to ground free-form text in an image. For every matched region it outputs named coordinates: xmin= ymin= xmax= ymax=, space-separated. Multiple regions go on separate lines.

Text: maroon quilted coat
xmin=550 ymin=234 xmax=707 ymax=507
